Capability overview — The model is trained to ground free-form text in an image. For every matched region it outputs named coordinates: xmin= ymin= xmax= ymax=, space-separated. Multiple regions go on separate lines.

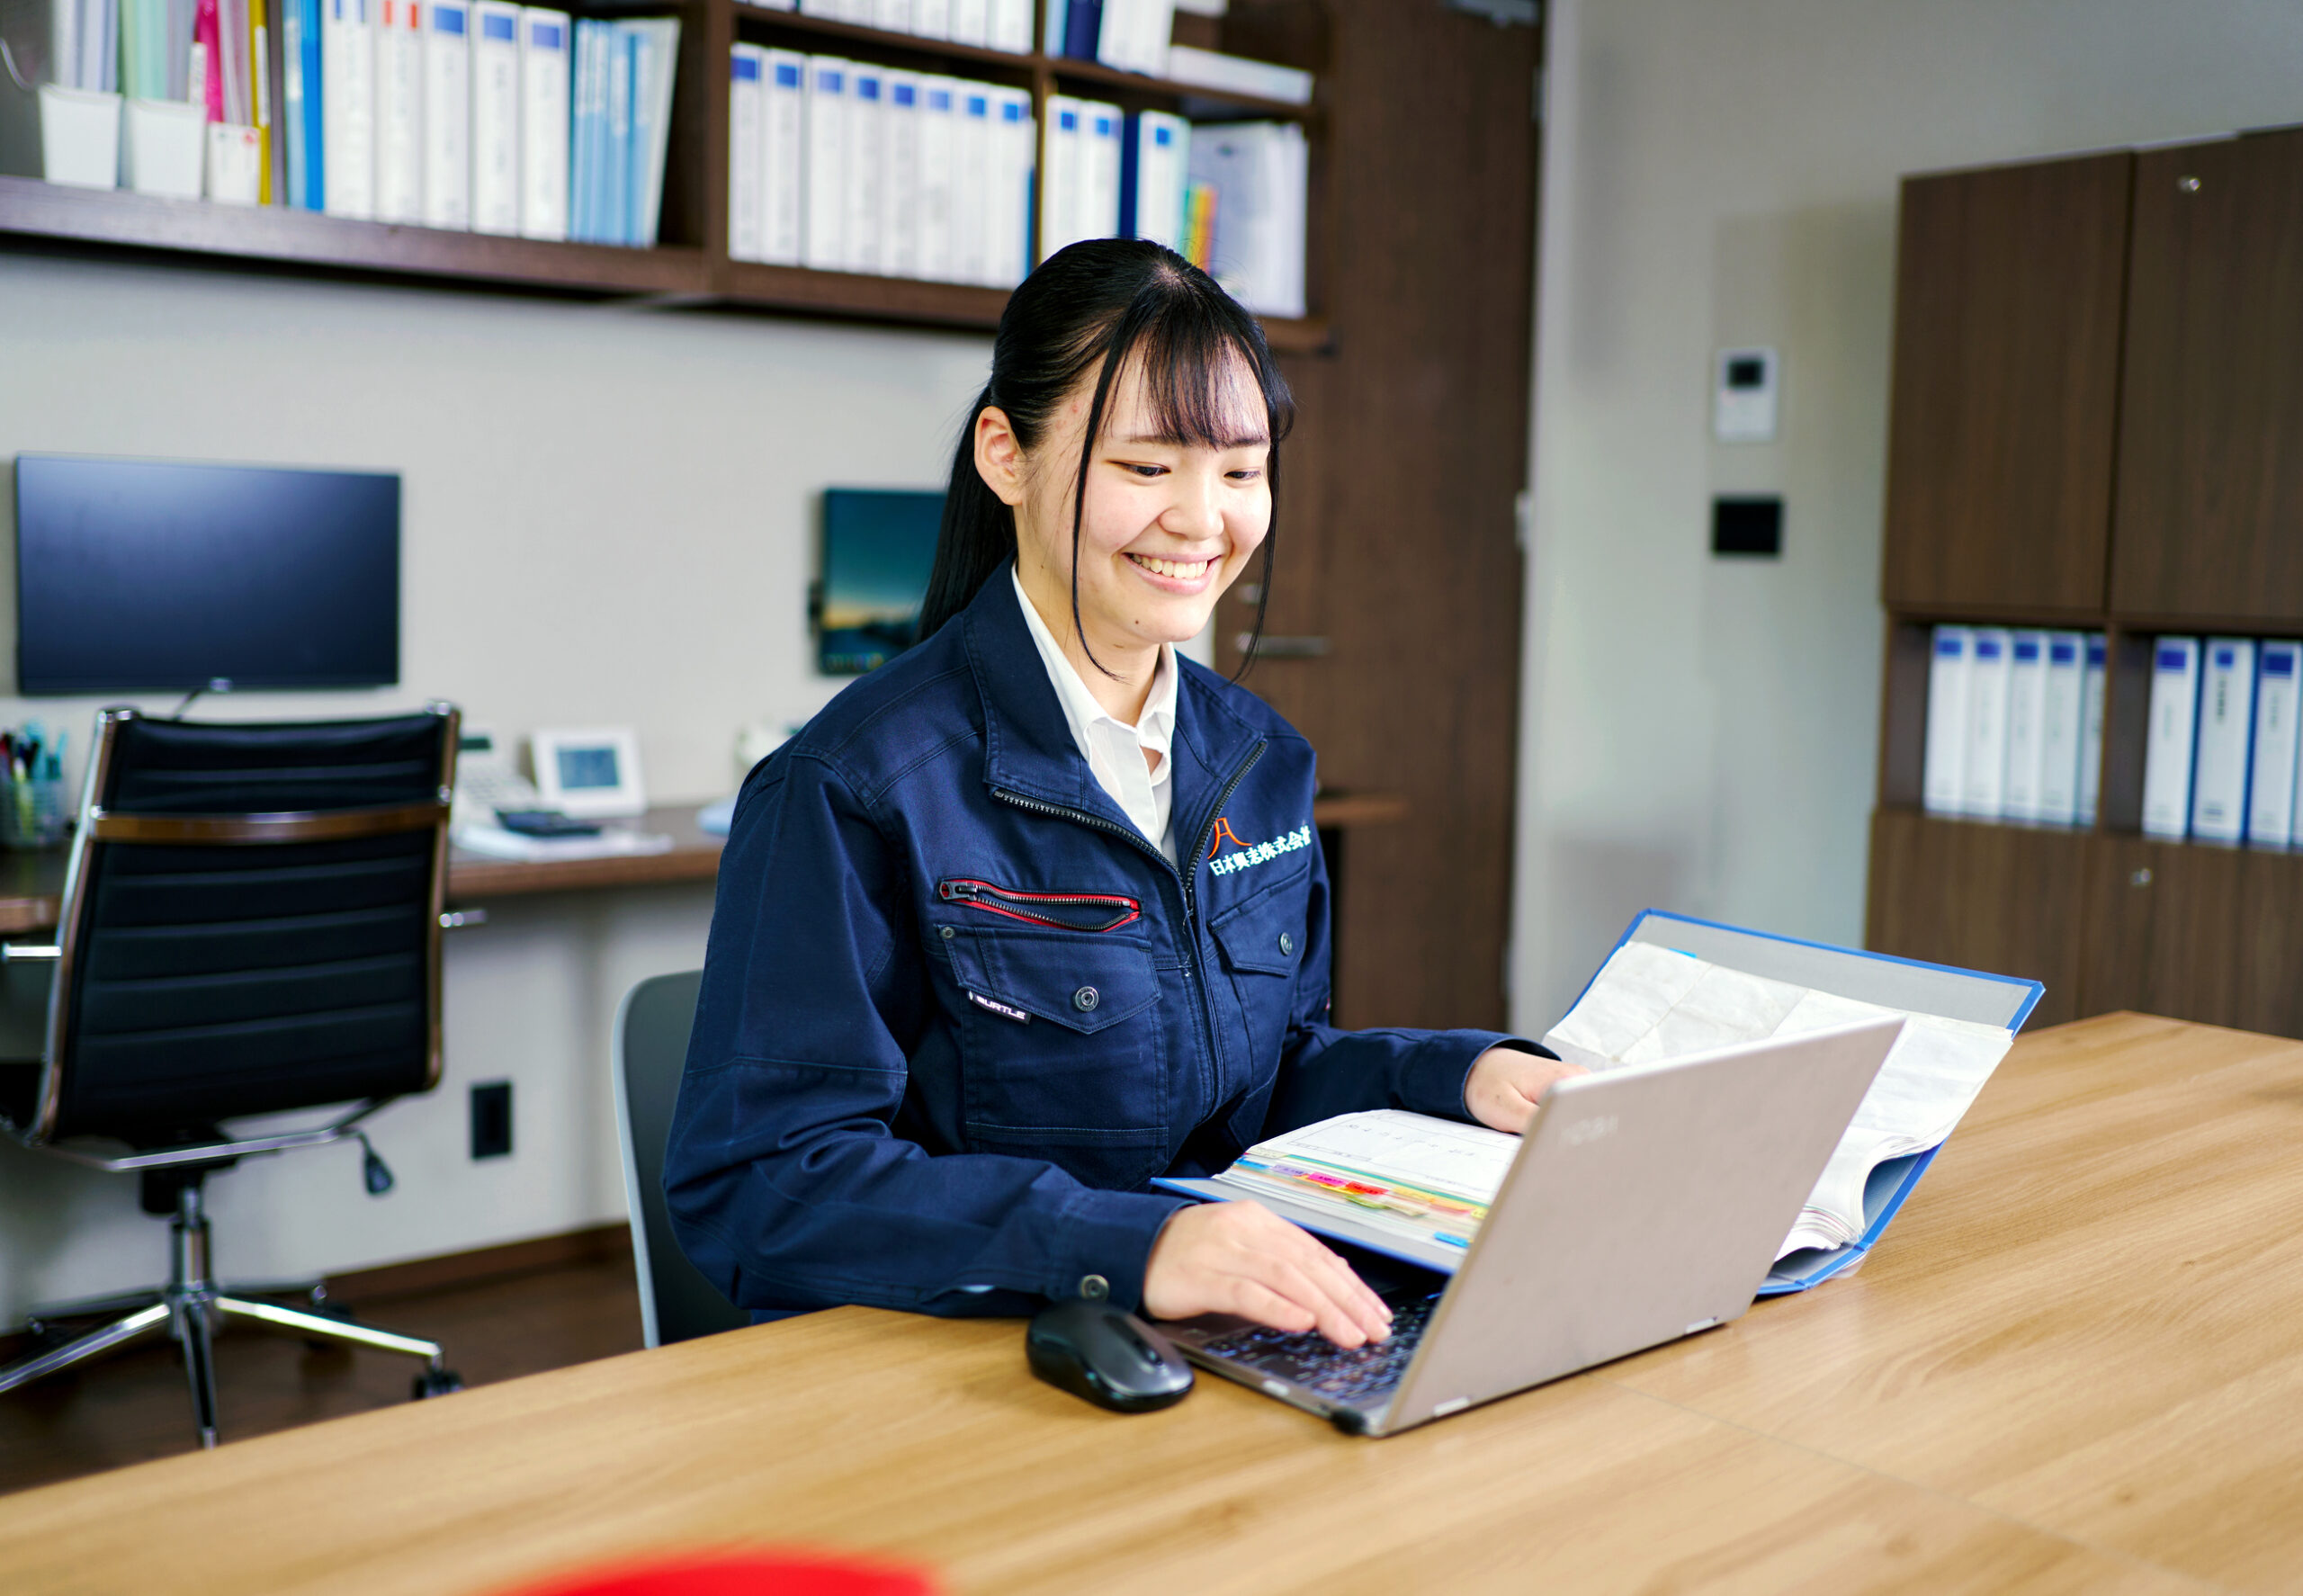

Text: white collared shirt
xmin=1011 ymin=566 xmax=1178 ymax=863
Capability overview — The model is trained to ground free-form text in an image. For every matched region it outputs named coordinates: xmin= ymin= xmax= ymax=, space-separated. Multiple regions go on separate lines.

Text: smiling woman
xmin=663 ymin=240 xmax=1582 ymax=1351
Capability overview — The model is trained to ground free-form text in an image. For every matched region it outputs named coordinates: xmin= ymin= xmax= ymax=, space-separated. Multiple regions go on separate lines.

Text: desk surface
xmin=0 ymin=794 xmax=1411 ymax=937
xmin=12 ymin=1012 xmax=2292 ymax=1594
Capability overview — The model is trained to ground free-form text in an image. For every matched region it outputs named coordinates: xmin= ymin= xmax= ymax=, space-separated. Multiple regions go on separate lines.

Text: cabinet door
xmin=1881 ymin=153 xmax=2132 ymax=614
xmin=2083 ymin=839 xmax=2303 ymax=1037
xmin=1865 ymin=811 xmax=2088 ymax=1027
xmin=2113 ymin=130 xmax=2303 ymax=623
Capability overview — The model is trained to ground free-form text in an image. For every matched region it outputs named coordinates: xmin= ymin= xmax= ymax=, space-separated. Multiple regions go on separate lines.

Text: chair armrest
xmin=1 ymin=946 xmax=60 ymax=962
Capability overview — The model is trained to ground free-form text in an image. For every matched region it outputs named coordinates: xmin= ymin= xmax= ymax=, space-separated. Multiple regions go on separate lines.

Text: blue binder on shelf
xmin=1159 ymin=910 xmax=2043 ymax=1298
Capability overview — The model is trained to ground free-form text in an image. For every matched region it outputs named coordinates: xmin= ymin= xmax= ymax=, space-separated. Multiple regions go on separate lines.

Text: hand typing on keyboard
xmin=1143 ymin=1198 xmax=1393 ymax=1347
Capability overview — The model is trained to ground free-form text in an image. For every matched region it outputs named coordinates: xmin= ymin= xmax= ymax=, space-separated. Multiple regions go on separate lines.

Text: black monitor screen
xmin=817 ymin=488 xmax=945 ymax=675
xmin=13 ymin=454 xmax=400 ymax=695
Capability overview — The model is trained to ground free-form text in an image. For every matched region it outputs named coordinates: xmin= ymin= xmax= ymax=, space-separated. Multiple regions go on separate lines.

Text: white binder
xmin=844 ymin=62 xmax=884 ymax=273
xmin=882 ymin=70 xmax=920 ymax=278
xmin=2001 ymin=632 xmax=2048 ymax=823
xmin=728 ymin=45 xmax=766 ymax=261
xmin=761 ymin=50 xmax=805 ymax=265
xmin=1921 ymin=625 xmax=1969 ymax=817
xmin=951 ymin=0 xmax=988 ymax=47
xmin=2035 ymin=632 xmax=2085 ymax=827
xmin=802 ymin=56 xmax=848 ymax=271
xmin=1961 ymin=628 xmax=2012 ymax=820
xmin=951 ymin=82 xmax=991 ymax=285
xmin=421 ymin=0 xmax=471 ymax=229
xmin=1082 ymin=98 xmax=1121 ymax=242
xmin=322 ymin=0 xmax=376 ymax=220
xmin=517 ymin=8 xmax=569 ymax=240
xmin=1128 ymin=109 xmax=1188 ymax=248
xmin=993 ymin=86 xmax=1035 ymax=284
xmin=872 ymin=0 xmax=911 ymax=29
xmin=1039 ymin=93 xmax=1083 ymax=259
xmin=372 ymin=0 xmax=423 ymax=221
xmin=2077 ymin=634 xmax=2106 ymax=827
xmin=989 ymin=0 xmax=1031 ymax=51
xmin=2141 ymin=636 xmax=2201 ymax=841
xmin=2190 ymin=638 xmax=2255 ymax=845
xmin=914 ymin=76 xmax=956 ymax=282
xmin=914 ymin=0 xmax=952 ymax=39
xmin=469 ymin=0 xmax=522 ymax=234
xmin=2249 ymin=641 xmax=2303 ymax=848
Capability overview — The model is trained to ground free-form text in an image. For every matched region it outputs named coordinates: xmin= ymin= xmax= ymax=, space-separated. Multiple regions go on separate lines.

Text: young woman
xmin=665 ymin=239 xmax=1582 ymax=1348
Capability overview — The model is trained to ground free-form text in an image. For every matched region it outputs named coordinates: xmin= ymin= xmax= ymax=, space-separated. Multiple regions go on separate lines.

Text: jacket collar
xmin=962 ymin=563 xmax=1265 ymax=857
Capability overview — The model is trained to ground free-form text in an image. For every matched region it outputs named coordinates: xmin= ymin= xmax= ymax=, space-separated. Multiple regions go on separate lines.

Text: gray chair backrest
xmin=612 ymin=970 xmax=748 ymax=1347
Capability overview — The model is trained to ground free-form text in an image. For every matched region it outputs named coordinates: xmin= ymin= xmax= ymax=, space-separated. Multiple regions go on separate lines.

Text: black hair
xmin=916 ymin=238 xmax=1293 ymax=677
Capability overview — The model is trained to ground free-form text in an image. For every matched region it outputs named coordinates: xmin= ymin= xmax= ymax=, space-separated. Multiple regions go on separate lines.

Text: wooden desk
xmin=0 ymin=795 xmax=1410 ymax=935
xmin=4 ymin=1010 xmax=2298 ymax=1592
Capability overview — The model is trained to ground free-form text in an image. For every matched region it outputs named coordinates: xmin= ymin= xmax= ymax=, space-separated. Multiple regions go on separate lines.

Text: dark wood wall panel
xmin=1222 ymin=0 xmax=1537 ymax=1029
xmin=2114 ymin=130 xmax=2303 ymax=623
xmin=1880 ymin=153 xmax=2132 ymax=614
xmin=2082 ymin=841 xmax=2303 ymax=1035
xmin=1864 ymin=811 xmax=2088 ymax=1027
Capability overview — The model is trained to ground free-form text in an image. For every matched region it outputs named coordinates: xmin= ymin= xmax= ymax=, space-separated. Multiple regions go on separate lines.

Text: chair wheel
xmin=411 ymin=1367 xmax=464 ymax=1399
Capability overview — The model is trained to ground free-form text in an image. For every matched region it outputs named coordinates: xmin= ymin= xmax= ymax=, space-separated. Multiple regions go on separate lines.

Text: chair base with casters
xmin=0 ymin=1110 xmax=464 ymax=1450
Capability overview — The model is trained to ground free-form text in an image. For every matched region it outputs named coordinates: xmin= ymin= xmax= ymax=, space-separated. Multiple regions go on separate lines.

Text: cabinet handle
xmin=2129 ymin=868 xmax=2153 ymax=888
xmin=2177 ymin=175 xmax=2201 ymax=193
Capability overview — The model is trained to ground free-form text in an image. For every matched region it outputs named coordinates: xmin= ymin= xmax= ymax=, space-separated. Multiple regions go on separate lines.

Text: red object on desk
xmin=499 ymin=1550 xmax=939 ymax=1596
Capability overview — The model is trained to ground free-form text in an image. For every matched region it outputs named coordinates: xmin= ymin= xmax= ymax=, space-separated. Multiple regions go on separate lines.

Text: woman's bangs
xmin=1108 ymin=291 xmax=1294 ymax=451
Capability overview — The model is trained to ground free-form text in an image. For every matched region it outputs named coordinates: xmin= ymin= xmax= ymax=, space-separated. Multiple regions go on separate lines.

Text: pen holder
xmin=2 ymin=776 xmax=67 ymax=849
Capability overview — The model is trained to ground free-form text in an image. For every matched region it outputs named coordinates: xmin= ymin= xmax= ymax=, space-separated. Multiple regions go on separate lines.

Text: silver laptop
xmin=1156 ymin=1016 xmax=1904 ymax=1437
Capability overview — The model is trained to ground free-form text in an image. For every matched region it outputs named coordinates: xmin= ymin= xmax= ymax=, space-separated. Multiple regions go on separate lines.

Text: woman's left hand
xmin=1465 ymin=1047 xmax=1591 ymax=1134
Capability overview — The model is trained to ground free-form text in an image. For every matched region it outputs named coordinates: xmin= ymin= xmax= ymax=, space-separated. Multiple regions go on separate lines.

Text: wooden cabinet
xmin=1869 ymin=129 xmax=2303 ymax=1045
xmin=1865 ymin=811 xmax=2088 ymax=1027
xmin=2114 ymin=130 xmax=2303 ymax=623
xmin=1880 ymin=153 xmax=2131 ymax=615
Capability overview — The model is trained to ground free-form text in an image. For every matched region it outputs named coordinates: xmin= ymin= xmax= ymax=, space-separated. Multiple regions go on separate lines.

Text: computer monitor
xmin=13 ymin=454 xmax=400 ymax=695
xmin=816 ymin=489 xmax=945 ymax=675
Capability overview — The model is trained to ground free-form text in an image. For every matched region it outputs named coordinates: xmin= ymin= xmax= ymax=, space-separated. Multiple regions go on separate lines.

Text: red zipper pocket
xmin=936 ymin=878 xmax=1142 ymax=933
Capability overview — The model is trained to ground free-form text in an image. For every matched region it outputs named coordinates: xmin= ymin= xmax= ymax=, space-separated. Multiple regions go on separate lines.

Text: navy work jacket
xmin=664 ymin=566 xmax=1536 ymax=1320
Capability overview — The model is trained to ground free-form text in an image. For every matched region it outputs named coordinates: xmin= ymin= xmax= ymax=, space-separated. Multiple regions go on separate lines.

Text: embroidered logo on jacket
xmin=1207 ymin=823 xmax=1314 ymax=877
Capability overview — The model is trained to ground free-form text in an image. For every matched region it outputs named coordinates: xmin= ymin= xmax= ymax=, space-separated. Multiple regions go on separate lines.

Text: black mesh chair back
xmin=614 ymin=970 xmax=748 ymax=1346
xmin=31 ymin=707 xmax=458 ymax=1144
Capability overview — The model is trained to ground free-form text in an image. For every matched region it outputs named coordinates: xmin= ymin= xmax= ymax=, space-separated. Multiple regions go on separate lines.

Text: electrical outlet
xmin=470 ymin=1080 xmax=513 ymax=1160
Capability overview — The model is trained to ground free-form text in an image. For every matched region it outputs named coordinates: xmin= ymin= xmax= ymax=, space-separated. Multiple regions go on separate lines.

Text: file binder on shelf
xmin=2035 ymin=632 xmax=2085 ymax=827
xmin=802 ymin=55 xmax=847 ymax=270
xmin=421 ymin=0 xmax=470 ymax=228
xmin=2190 ymin=638 xmax=2255 ymax=846
xmin=728 ymin=44 xmax=766 ymax=259
xmin=882 ymin=71 xmax=919 ymax=279
xmin=372 ymin=0 xmax=421 ymax=222
xmin=470 ymin=0 xmax=521 ymax=234
xmin=2250 ymin=641 xmax=2302 ymax=849
xmin=993 ymin=87 xmax=1034 ymax=286
xmin=1961 ymin=627 xmax=2012 ymax=820
xmin=2141 ymin=636 xmax=2201 ymax=841
xmin=844 ymin=61 xmax=883 ymax=273
xmin=516 ymin=7 xmax=569 ymax=241
xmin=951 ymin=83 xmax=989 ymax=282
xmin=2002 ymin=631 xmax=2048 ymax=823
xmin=1121 ymin=109 xmax=1188 ymax=249
xmin=321 ymin=0 xmax=375 ymax=219
xmin=1159 ymin=910 xmax=2041 ymax=1296
xmin=915 ymin=76 xmax=954 ymax=280
xmin=1921 ymin=624 xmax=1969 ymax=817
xmin=762 ymin=49 xmax=806 ymax=265
xmin=2078 ymin=634 xmax=2106 ymax=827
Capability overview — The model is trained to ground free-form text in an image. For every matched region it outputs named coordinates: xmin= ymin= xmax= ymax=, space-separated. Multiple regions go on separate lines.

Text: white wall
xmin=0 ymin=255 xmax=993 ymax=1321
xmin=1513 ymin=0 xmax=2303 ymax=1033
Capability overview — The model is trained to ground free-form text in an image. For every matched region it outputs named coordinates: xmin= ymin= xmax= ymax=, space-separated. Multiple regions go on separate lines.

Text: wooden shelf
xmin=0 ymin=175 xmax=710 ymax=296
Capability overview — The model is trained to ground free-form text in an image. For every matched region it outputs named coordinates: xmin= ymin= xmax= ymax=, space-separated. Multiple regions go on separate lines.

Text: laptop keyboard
xmin=1197 ymin=1291 xmax=1442 ymax=1406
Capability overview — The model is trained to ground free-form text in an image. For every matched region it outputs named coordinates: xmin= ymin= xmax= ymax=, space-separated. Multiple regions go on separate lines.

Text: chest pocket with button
xmin=1206 ymin=870 xmax=1313 ymax=1076
xmin=940 ymin=923 xmax=1171 ymax=1191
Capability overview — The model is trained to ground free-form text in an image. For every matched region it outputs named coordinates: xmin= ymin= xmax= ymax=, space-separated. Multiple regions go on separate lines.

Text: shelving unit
xmin=1866 ymin=127 xmax=2303 ymax=1038
xmin=0 ymin=0 xmax=1329 ymax=350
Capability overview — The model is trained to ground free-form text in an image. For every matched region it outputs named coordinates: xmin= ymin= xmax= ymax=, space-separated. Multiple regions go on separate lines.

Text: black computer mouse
xmin=1026 ymin=1297 xmax=1196 ymax=1413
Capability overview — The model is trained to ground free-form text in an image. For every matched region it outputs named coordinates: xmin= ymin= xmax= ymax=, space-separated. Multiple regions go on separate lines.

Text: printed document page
xmin=1543 ymin=942 xmax=2013 ymax=1256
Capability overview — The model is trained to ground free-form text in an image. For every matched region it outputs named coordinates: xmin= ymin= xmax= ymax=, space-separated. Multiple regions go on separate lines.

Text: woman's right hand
xmin=1141 ymin=1200 xmax=1393 ymax=1347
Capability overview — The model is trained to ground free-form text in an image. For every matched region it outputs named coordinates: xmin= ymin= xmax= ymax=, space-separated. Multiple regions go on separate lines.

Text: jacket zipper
xmin=937 ymin=878 xmax=1142 ymax=933
xmin=990 ymin=740 xmax=1267 ymax=1121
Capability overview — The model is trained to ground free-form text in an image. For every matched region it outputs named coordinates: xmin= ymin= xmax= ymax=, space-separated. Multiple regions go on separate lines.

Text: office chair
xmin=0 ymin=706 xmax=467 ymax=1448
xmin=613 ymin=971 xmax=748 ymax=1347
